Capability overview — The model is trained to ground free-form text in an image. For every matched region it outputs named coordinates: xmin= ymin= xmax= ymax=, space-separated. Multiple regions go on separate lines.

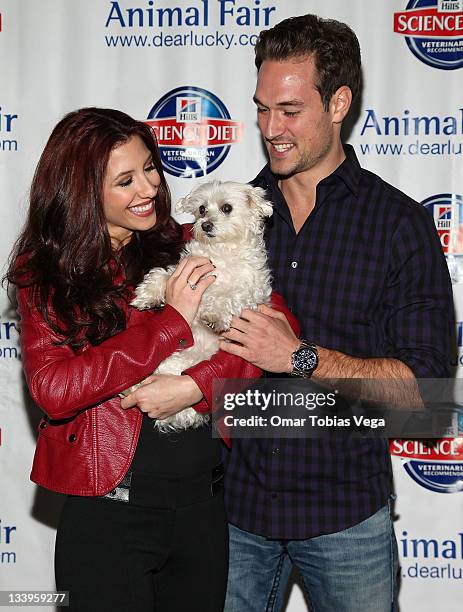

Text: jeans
xmin=224 ymin=502 xmax=398 ymax=612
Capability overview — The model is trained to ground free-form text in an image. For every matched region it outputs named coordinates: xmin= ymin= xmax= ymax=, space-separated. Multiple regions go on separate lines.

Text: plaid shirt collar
xmin=254 ymin=143 xmax=361 ymax=204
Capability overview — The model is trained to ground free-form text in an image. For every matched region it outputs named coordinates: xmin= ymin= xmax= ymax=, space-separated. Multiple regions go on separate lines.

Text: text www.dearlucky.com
xmin=105 ymin=31 xmax=258 ymax=49
xmin=359 ymin=140 xmax=462 ymax=156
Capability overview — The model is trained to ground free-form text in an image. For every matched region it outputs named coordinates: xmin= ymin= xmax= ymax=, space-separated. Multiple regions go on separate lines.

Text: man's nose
xmin=263 ymin=111 xmax=284 ymax=141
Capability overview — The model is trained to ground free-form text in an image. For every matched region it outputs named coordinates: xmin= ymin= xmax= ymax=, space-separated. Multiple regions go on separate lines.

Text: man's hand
xmin=219 ymin=304 xmax=300 ymax=373
xmin=120 ymin=374 xmax=203 ymax=419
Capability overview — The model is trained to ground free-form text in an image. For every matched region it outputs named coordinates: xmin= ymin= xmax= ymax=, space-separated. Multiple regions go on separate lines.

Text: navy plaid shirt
xmin=223 ymin=145 xmax=453 ymax=540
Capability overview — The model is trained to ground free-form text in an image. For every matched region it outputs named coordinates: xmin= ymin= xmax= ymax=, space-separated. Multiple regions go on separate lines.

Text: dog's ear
xmin=176 ymin=194 xmax=192 ymax=214
xmin=247 ymin=186 xmax=273 ymax=217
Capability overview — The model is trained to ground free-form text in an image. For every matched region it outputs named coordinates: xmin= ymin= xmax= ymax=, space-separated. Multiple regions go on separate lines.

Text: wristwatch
xmin=290 ymin=340 xmax=319 ymax=378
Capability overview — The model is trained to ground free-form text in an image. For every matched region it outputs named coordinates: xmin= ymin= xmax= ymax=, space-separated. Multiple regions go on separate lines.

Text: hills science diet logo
xmin=394 ymin=0 xmax=463 ymax=70
xmin=391 ymin=439 xmax=463 ymax=493
xmin=422 ymin=193 xmax=463 ymax=282
xmin=146 ymin=86 xmax=242 ymax=178
xmin=422 ymin=193 xmax=463 ymax=253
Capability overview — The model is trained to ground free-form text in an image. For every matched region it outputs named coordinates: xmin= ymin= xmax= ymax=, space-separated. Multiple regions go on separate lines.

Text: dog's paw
xmin=198 ymin=303 xmax=233 ymax=333
xmin=200 ymin=317 xmax=231 ymax=334
xmin=118 ymin=380 xmax=142 ymax=399
xmin=131 ymin=294 xmax=165 ymax=309
xmin=154 ymin=408 xmax=210 ymax=433
xmin=132 ymin=268 xmax=171 ymax=309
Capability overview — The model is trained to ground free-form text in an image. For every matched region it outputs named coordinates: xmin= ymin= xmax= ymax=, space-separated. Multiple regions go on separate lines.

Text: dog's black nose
xmin=201 ymin=221 xmax=214 ymax=233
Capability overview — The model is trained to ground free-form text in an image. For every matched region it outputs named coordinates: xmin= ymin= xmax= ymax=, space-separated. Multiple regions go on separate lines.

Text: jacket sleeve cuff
xmin=184 ymin=353 xmax=261 ymax=414
xmin=133 ymin=303 xmax=194 ymax=351
xmin=270 ymin=291 xmax=301 ymax=336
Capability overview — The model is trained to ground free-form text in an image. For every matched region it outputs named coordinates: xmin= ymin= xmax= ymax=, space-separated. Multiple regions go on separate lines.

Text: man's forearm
xmin=315 ymin=347 xmax=414 ymax=379
xmin=219 ymin=313 xmax=423 ymax=408
xmin=314 ymin=347 xmax=422 ymax=409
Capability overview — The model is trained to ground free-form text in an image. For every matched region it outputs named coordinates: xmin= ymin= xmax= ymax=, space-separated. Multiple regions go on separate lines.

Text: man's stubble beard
xmin=268 ymin=129 xmax=334 ymax=179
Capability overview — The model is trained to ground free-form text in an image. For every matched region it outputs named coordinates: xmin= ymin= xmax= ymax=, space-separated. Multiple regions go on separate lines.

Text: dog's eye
xmin=221 ymin=203 xmax=233 ymax=214
xmin=198 ymin=205 xmax=206 ymax=215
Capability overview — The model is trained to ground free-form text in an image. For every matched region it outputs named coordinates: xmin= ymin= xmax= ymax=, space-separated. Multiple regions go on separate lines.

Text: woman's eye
xmin=199 ymin=205 xmax=206 ymax=215
xmin=145 ymin=164 xmax=155 ymax=173
xmin=119 ymin=177 xmax=132 ymax=187
xmin=221 ymin=203 xmax=233 ymax=214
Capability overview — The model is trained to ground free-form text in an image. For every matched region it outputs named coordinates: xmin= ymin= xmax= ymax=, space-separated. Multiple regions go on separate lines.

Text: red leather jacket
xmin=18 ymin=281 xmax=298 ymax=497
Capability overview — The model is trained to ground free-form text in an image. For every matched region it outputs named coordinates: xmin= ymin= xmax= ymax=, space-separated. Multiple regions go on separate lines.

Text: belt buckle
xmin=101 ymin=471 xmax=132 ymax=503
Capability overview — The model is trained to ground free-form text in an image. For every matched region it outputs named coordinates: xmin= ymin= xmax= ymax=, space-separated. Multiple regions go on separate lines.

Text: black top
xmin=131 ymin=414 xmax=221 ymax=476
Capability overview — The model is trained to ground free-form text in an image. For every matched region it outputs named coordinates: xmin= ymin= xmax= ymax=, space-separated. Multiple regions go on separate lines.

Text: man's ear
xmin=330 ymin=86 xmax=352 ymax=124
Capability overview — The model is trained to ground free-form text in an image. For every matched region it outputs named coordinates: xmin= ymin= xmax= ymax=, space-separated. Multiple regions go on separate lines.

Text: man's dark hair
xmin=255 ymin=14 xmax=361 ymax=110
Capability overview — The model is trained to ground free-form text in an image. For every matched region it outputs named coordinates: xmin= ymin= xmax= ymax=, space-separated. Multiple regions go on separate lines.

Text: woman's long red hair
xmin=5 ymin=107 xmax=183 ymax=349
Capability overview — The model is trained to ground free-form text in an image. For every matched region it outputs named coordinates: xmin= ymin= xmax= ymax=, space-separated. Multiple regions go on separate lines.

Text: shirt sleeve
xmin=384 ymin=204 xmax=454 ymax=378
xmin=17 ymin=287 xmax=194 ymax=419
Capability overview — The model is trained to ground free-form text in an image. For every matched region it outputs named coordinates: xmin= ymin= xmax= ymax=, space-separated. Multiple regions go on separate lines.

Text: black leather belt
xmin=100 ymin=464 xmax=224 ymax=509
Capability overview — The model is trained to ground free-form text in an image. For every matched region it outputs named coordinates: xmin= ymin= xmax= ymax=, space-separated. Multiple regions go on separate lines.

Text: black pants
xmin=55 ymin=473 xmax=228 ymax=612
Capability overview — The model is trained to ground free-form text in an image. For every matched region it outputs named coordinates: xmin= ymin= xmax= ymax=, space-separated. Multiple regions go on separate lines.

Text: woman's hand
xmin=166 ymin=256 xmax=216 ymax=325
xmin=120 ymin=374 xmax=204 ymax=419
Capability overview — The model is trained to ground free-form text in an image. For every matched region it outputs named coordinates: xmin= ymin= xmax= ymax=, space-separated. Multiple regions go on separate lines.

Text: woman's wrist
xmin=181 ymin=375 xmax=204 ymax=404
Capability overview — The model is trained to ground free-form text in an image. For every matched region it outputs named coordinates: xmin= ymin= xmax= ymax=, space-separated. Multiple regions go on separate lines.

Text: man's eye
xmin=256 ymin=107 xmax=267 ymax=114
xmin=284 ymin=111 xmax=299 ymax=117
xmin=199 ymin=205 xmax=206 ymax=215
xmin=221 ymin=203 xmax=233 ymax=214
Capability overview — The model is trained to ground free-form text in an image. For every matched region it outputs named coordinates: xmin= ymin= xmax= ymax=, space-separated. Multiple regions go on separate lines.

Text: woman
xmin=5 ymin=107 xmax=276 ymax=611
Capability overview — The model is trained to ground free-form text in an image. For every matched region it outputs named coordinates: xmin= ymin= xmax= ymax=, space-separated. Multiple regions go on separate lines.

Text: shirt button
xmin=272 ymin=447 xmax=280 ymax=455
xmin=291 ymin=261 xmax=298 ymax=269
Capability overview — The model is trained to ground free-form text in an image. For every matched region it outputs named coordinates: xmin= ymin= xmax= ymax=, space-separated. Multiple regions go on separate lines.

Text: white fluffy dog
xmin=129 ymin=181 xmax=273 ymax=432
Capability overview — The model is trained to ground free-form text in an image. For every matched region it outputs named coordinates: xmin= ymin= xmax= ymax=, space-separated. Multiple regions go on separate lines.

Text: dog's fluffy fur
xmin=129 ymin=180 xmax=273 ymax=432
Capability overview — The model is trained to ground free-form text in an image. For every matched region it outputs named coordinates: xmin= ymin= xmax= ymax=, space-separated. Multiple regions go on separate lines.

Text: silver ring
xmin=187 ymin=282 xmax=198 ymax=291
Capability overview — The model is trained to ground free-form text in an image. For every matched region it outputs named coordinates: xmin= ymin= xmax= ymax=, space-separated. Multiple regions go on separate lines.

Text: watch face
xmin=294 ymin=347 xmax=318 ymax=372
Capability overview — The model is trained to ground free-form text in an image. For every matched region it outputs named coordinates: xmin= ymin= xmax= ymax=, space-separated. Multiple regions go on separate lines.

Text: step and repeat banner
xmin=0 ymin=1 xmax=462 ymax=610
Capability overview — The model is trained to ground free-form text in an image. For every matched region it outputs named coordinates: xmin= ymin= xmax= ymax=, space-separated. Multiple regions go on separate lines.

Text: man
xmin=219 ymin=14 xmax=453 ymax=612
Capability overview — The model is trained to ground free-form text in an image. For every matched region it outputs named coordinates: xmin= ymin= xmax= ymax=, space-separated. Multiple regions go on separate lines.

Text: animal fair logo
xmin=399 ymin=529 xmax=463 ymax=580
xmin=393 ymin=0 xmax=463 ymax=70
xmin=0 ymin=518 xmax=17 ymax=565
xmin=0 ymin=319 xmax=19 ymax=359
xmin=390 ymin=438 xmax=463 ymax=493
xmin=104 ymin=1 xmax=277 ymax=50
xmin=146 ymin=86 xmax=242 ymax=178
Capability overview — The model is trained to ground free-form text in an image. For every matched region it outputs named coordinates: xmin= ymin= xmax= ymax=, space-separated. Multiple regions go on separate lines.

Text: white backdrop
xmin=0 ymin=1 xmax=462 ymax=610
